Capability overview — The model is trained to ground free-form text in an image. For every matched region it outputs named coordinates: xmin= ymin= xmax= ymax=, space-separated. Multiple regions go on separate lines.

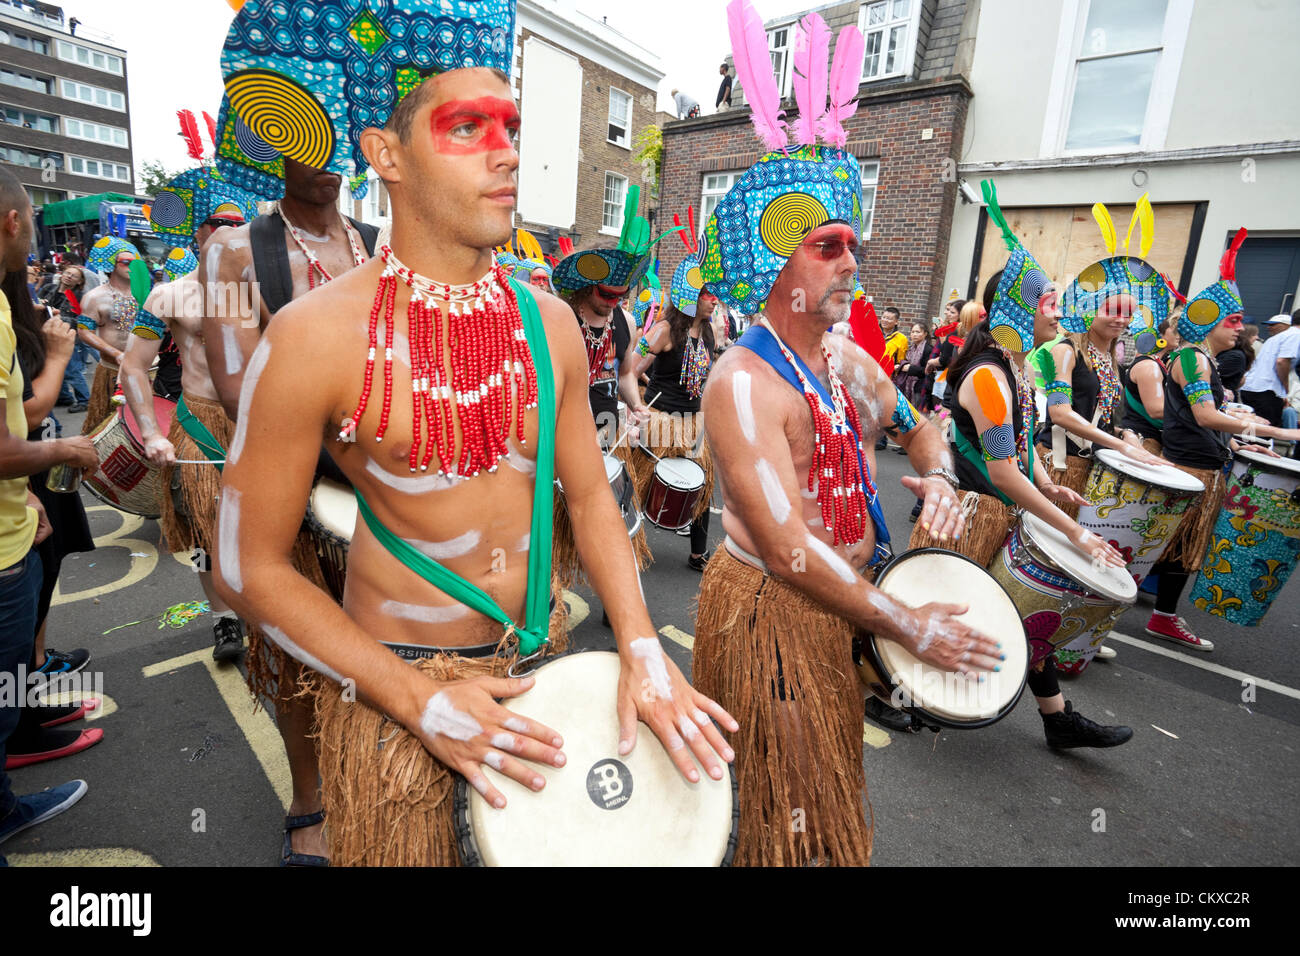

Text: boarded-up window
xmin=972 ymin=202 xmax=1200 ymax=302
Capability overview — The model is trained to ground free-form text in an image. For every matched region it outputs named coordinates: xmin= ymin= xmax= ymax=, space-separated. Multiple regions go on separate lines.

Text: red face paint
xmin=595 ymin=285 xmax=626 ymax=305
xmin=530 ymin=272 xmax=550 ymax=290
xmin=429 ymin=97 xmax=520 ymax=155
xmin=1222 ymin=314 xmax=1244 ymax=331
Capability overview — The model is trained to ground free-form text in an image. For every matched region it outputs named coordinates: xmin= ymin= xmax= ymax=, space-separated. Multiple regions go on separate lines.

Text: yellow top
xmin=884 ymin=329 xmax=909 ymax=365
xmin=0 ymin=293 xmax=37 ymax=571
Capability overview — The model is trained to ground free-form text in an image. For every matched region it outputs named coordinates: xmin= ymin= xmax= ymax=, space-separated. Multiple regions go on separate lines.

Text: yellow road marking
xmin=862 ymin=722 xmax=891 ymax=749
xmin=143 ymin=648 xmax=291 ymax=810
xmin=8 ymin=848 xmax=159 ymax=867
xmin=659 ymin=625 xmax=694 ymax=650
xmin=562 ymin=588 xmax=589 ymax=628
xmin=52 ymin=507 xmax=158 ymax=606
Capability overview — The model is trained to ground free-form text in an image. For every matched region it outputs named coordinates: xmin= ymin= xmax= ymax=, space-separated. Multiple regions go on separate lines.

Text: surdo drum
xmin=82 ymin=395 xmax=176 ymax=518
xmin=454 ymin=651 xmax=739 ymax=866
xmin=854 ymin=549 xmax=1028 ymax=729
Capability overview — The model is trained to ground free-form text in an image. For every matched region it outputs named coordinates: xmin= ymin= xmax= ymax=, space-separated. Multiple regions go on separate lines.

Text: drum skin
xmin=988 ymin=512 xmax=1135 ymax=674
xmin=1192 ymin=452 xmax=1300 ymax=626
xmin=1076 ymin=449 xmax=1201 ymax=587
xmin=855 ymin=549 xmax=1028 ymax=729
xmin=307 ymin=478 xmax=356 ymax=602
xmin=455 ymin=651 xmax=738 ymax=866
xmin=83 ymin=397 xmax=176 ymax=518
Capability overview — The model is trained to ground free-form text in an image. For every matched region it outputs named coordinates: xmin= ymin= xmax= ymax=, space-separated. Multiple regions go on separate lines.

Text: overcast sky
xmin=53 ymin=0 xmax=819 ymax=183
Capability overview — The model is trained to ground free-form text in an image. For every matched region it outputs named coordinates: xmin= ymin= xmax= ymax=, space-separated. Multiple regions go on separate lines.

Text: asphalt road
xmin=6 ymin=406 xmax=1298 ymax=866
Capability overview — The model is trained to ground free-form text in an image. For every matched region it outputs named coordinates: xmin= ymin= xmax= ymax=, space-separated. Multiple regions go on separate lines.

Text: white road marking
xmin=1107 ymin=630 xmax=1300 ymax=701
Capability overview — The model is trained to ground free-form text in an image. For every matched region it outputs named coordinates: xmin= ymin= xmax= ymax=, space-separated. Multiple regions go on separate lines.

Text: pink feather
xmin=726 ymin=0 xmax=788 ymax=152
xmin=819 ymin=26 xmax=866 ymax=149
xmin=791 ymin=14 xmax=831 ymax=146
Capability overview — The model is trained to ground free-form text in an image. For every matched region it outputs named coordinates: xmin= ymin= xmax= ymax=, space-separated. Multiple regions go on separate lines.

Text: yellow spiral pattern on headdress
xmin=990 ymin=324 xmax=1025 ymax=351
xmin=759 ymin=192 xmax=829 ymax=258
xmin=686 ymin=266 xmax=703 ymax=290
xmin=225 ymin=69 xmax=334 ymax=170
xmin=575 ymin=253 xmax=611 ymax=282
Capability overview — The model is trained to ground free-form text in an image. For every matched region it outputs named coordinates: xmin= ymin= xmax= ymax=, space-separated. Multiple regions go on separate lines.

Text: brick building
xmin=659 ymin=0 xmax=975 ymax=322
xmin=0 ymin=1 xmax=134 ymax=209
xmin=511 ymin=0 xmax=663 ymax=258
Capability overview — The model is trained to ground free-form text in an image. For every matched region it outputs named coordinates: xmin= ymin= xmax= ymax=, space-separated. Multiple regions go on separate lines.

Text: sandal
xmin=281 ymin=810 xmax=329 ymax=867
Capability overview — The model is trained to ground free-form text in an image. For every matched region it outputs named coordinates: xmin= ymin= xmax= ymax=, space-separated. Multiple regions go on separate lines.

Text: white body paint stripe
xmin=365 ymin=459 xmax=462 ymax=493
xmin=755 ymin=458 xmax=792 ymax=524
xmin=262 ymin=625 xmax=344 ymax=684
xmin=217 ymin=488 xmax=242 ymax=594
xmin=380 ymin=600 xmax=470 ymax=624
xmin=733 ymin=370 xmax=757 ymax=444
xmin=805 ymin=533 xmax=858 ymax=585
xmin=226 ymin=338 xmax=271 ymax=467
xmin=221 ymin=324 xmax=243 ymax=377
xmin=403 ymin=529 xmax=481 ymax=560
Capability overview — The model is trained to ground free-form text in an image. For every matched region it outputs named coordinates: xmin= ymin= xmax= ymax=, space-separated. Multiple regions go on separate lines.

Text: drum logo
xmin=586 ymin=759 xmax=633 ymax=810
xmin=102 ymin=447 xmax=147 ymax=491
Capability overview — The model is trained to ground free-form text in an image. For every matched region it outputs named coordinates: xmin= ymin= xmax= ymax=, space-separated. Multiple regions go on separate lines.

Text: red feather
xmin=202 ymin=111 xmax=218 ymax=151
xmin=177 ymin=110 xmax=204 ymax=160
xmin=1221 ymin=227 xmax=1248 ymax=282
xmin=850 ymin=299 xmax=891 ymax=374
xmin=65 ymin=289 xmax=81 ymax=316
xmin=558 ymin=237 xmax=574 ymax=258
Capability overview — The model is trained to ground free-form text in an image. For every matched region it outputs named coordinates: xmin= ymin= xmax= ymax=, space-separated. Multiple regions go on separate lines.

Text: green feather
xmin=981 ymin=179 xmax=1017 ymax=253
xmin=1028 ymin=345 xmax=1055 ymax=385
xmin=128 ymin=258 xmax=152 ymax=307
xmin=1179 ymin=347 xmax=1201 ymax=384
xmin=618 ymin=184 xmax=641 ymax=251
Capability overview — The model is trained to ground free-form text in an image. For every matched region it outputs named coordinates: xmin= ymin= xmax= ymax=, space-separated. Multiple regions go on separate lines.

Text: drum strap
xmin=354 ymin=279 xmax=556 ymax=656
xmin=950 ymin=426 xmax=1014 ymax=506
xmin=734 ymin=325 xmax=891 ymax=564
xmin=175 ymin=395 xmax=227 ymax=473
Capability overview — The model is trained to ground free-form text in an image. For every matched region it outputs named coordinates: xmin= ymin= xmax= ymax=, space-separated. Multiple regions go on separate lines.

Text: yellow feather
xmin=1092 ymin=203 xmax=1118 ymax=257
xmin=1125 ymin=193 xmax=1155 ymax=259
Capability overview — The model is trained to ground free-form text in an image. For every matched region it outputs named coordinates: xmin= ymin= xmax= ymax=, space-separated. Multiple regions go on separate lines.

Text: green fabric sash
xmin=355 ymin=279 xmax=556 ymax=656
xmin=176 ymin=395 xmax=228 ymax=473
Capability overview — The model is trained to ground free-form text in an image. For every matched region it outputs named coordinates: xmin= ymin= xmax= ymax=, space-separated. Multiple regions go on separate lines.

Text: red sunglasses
xmin=804 ymin=234 xmax=862 ymax=263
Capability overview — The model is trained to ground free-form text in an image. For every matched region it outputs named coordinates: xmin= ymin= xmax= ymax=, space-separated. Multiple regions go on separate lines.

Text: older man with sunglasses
xmin=691 ymin=1 xmax=1001 ymax=867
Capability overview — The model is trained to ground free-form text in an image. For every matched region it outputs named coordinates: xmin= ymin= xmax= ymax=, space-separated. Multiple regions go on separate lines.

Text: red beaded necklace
xmin=760 ymin=318 xmax=870 ymax=546
xmin=279 ymin=204 xmax=368 ymax=289
xmin=340 ymin=245 xmax=538 ymax=478
xmin=580 ymin=315 xmax=613 ymax=385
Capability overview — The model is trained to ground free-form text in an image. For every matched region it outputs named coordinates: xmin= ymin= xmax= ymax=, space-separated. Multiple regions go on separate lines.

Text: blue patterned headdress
xmin=699 ymin=2 xmax=867 ymax=314
xmin=150 ymin=166 xmax=260 ymax=247
xmin=980 ymin=179 xmax=1050 ymax=353
xmin=1180 ymin=227 xmax=1248 ymax=344
xmin=553 ymin=185 xmax=680 ymax=294
xmin=667 ymin=206 xmax=709 ymax=318
xmin=218 ymin=0 xmax=516 ymax=200
xmin=162 ymin=246 xmax=200 ymax=281
xmin=87 ymin=236 xmax=137 ymax=275
xmin=632 ymin=271 xmax=663 ymax=328
xmin=1060 ymin=195 xmax=1169 ymax=336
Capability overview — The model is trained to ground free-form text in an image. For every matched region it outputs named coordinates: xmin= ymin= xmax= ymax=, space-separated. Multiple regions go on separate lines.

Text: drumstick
xmin=172 ymin=459 xmax=228 ymax=465
xmin=613 ymin=392 xmax=664 ymax=450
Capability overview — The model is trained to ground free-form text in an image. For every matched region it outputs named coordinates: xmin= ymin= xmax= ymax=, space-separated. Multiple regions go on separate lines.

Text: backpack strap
xmin=249 ymin=212 xmax=294 ymax=319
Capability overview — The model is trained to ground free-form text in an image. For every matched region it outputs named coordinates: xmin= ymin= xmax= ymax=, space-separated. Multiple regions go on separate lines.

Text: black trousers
xmin=1240 ymin=389 xmax=1285 ymax=427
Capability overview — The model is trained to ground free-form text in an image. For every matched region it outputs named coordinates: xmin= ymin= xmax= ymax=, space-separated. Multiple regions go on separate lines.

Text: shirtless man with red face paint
xmin=212 ymin=67 xmax=736 ymax=867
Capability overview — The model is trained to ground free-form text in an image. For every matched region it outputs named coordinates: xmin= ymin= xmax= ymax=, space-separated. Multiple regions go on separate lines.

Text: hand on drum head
xmin=420 ymin=675 xmax=567 ymax=811
xmin=143 ymin=434 xmax=177 ymax=467
xmin=60 ymin=435 xmax=99 ymax=472
xmin=1071 ymin=527 xmax=1126 ymax=569
xmin=617 ymin=644 xmax=739 ymax=785
xmin=901 ymin=474 xmax=965 ymax=542
xmin=1119 ymin=442 xmax=1167 ymax=468
xmin=905 ymin=602 xmax=1004 ymax=677
xmin=1041 ymin=483 xmax=1088 ymax=509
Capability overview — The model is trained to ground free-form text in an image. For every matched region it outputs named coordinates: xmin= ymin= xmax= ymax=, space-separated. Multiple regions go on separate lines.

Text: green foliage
xmin=139 ymin=160 xmax=180 ymax=197
xmin=633 ymin=125 xmax=664 ymax=199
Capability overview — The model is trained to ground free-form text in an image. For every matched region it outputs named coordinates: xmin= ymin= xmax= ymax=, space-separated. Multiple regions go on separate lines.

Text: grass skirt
xmin=552 ymin=441 xmax=652 ymax=591
xmin=907 ymin=491 xmax=1013 ymax=569
xmin=1036 ymin=447 xmax=1093 ymax=521
xmin=159 ymin=394 xmax=232 ymax=555
xmin=692 ymin=547 xmax=872 ymax=866
xmin=1157 ymin=464 xmax=1226 ymax=572
xmin=80 ymin=362 xmax=118 ymax=436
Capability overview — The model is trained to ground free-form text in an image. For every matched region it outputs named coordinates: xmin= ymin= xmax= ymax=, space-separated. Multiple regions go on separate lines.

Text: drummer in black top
xmin=1119 ymin=313 xmax=1180 ymax=454
xmin=1144 ymin=229 xmax=1300 ymax=651
xmin=628 ymin=241 xmax=718 ymax=569
xmin=914 ymin=180 xmax=1132 ymax=749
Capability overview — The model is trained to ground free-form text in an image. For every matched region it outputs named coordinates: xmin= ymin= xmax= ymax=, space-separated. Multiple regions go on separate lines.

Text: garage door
xmin=1232 ymin=235 xmax=1300 ymax=323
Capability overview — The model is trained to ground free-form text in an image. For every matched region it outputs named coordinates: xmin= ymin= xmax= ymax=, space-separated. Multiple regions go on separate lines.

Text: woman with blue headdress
xmin=1142 ymin=229 xmax=1300 ymax=651
xmin=907 ymin=180 xmax=1134 ymax=749
xmin=1035 ymin=197 xmax=1168 ymax=515
xmin=1117 ymin=275 xmax=1184 ymax=456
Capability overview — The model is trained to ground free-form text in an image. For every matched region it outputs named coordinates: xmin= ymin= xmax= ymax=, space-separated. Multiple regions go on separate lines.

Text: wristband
xmin=892 ymin=387 xmax=920 ymax=433
xmin=635 ymin=336 xmax=651 ymax=357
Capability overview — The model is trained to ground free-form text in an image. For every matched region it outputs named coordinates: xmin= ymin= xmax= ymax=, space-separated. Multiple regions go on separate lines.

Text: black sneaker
xmin=67 ymin=403 xmax=87 ymax=413
xmin=1041 ymin=700 xmax=1133 ymax=750
xmin=212 ymin=617 xmax=245 ymax=663
xmin=864 ymin=696 xmax=923 ymax=733
xmin=687 ymin=552 xmax=710 ymax=572
xmin=909 ymin=501 xmax=923 ymax=524
xmin=33 ymin=648 xmax=90 ymax=687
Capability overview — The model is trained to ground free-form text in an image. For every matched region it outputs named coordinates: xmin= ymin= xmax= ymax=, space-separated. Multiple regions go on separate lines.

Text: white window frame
xmin=2 ymin=30 xmax=47 ymax=55
xmin=56 ymin=39 xmax=123 ymax=76
xmin=601 ymin=172 xmax=628 ymax=237
xmin=767 ymin=23 xmax=794 ymax=98
xmin=1039 ymin=0 xmax=1193 ymax=158
xmin=60 ymin=79 xmax=125 ymax=113
xmin=607 ymin=86 xmax=632 ymax=149
xmin=700 ymin=171 xmax=743 ymax=225
xmin=857 ymin=0 xmax=922 ymax=82
xmin=67 ymin=154 xmax=132 ymax=183
xmin=63 ymin=117 xmax=129 ymax=149
xmin=859 ymin=160 xmax=880 ymax=240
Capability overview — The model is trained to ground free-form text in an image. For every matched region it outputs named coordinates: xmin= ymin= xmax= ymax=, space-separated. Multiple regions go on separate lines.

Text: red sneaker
xmin=1145 ymin=613 xmax=1215 ymax=652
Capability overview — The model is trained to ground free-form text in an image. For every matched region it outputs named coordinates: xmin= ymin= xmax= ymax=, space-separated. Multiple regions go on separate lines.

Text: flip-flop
xmin=281 ymin=810 xmax=329 ymax=867
xmin=38 ymin=698 xmax=102 ymax=728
